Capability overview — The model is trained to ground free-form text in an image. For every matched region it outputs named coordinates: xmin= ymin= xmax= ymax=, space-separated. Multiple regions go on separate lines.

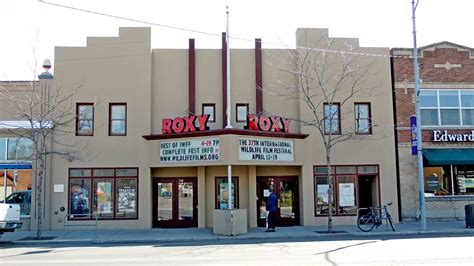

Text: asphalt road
xmin=1 ymin=235 xmax=473 ymax=265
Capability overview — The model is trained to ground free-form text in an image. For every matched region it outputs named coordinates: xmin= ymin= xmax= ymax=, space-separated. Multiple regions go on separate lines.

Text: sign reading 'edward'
xmin=162 ymin=115 xmax=209 ymax=134
xmin=433 ymin=130 xmax=474 ymax=142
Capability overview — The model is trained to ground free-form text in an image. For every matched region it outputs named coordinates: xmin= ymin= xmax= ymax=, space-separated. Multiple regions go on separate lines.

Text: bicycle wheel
xmin=357 ymin=214 xmax=375 ymax=232
xmin=386 ymin=213 xmax=395 ymax=231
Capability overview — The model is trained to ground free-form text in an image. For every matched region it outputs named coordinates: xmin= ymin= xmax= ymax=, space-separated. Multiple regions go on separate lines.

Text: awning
xmin=0 ymin=164 xmax=32 ymax=170
xmin=423 ymin=149 xmax=474 ymax=166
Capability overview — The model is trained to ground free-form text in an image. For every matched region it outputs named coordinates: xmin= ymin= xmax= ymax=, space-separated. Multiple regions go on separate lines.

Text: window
xmin=7 ymin=138 xmax=33 ymax=161
xmin=420 ymin=89 xmax=474 ymax=126
xmin=109 ymin=103 xmax=127 ymax=136
xmin=355 ymin=103 xmax=371 ymax=134
xmin=0 ymin=138 xmax=5 ymax=160
xmin=5 ymin=190 xmax=31 ymax=216
xmin=93 ymin=179 xmax=114 ymax=218
xmin=315 ymin=175 xmax=335 ymax=215
xmin=324 ymin=103 xmax=340 ymax=134
xmin=215 ymin=177 xmax=238 ymax=209
xmin=236 ymin=103 xmax=249 ymax=123
xmin=314 ymin=165 xmax=379 ymax=216
xmin=68 ymin=168 xmax=138 ymax=219
xmin=76 ymin=103 xmax=94 ymax=136
xmin=116 ymin=178 xmax=138 ymax=218
xmin=425 ymin=165 xmax=474 ymax=196
xmin=70 ymin=178 xmax=91 ymax=218
xmin=202 ymin=104 xmax=215 ymax=123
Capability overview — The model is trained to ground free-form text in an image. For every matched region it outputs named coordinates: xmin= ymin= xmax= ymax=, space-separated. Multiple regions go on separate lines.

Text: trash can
xmin=465 ymin=204 xmax=474 ymax=228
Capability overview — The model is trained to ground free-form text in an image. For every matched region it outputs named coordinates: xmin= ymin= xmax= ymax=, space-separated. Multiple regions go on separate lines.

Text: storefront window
xmin=69 ymin=168 xmax=138 ymax=220
xmin=358 ymin=165 xmax=378 ymax=173
xmin=0 ymin=137 xmax=33 ymax=212
xmin=70 ymin=179 xmax=91 ymax=217
xmin=426 ymin=166 xmax=474 ymax=196
xmin=315 ymin=176 xmax=335 ymax=215
xmin=215 ymin=177 xmax=238 ymax=209
xmin=70 ymin=169 xmax=91 ymax=177
xmin=116 ymin=178 xmax=137 ymax=218
xmin=0 ymin=138 xmax=6 ymax=160
xmin=93 ymin=179 xmax=114 ymax=218
xmin=315 ymin=165 xmax=379 ymax=216
xmin=314 ymin=166 xmax=335 ymax=174
xmin=7 ymin=138 xmax=33 ymax=161
xmin=93 ymin=169 xmax=114 ymax=177
xmin=116 ymin=168 xmax=138 ymax=177
xmin=337 ymin=175 xmax=357 ymax=215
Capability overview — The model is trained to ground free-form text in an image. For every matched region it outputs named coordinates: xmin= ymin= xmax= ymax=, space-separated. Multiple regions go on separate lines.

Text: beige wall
xmin=262 ymin=49 xmax=301 ymax=133
xmin=22 ymin=27 xmax=399 ymax=230
xmin=49 ymin=27 xmax=152 ymax=230
xmin=294 ymin=29 xmax=398 ymax=223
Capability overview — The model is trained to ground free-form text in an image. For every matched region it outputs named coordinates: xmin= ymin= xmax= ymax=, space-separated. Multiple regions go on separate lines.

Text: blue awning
xmin=0 ymin=164 xmax=32 ymax=170
xmin=423 ymin=149 xmax=474 ymax=166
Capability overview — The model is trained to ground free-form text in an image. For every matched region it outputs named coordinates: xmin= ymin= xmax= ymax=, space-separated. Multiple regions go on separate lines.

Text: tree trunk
xmin=326 ymin=150 xmax=333 ymax=233
xmin=35 ymin=146 xmax=45 ymax=239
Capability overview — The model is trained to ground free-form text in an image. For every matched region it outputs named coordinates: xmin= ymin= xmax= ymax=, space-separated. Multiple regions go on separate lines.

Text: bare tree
xmin=0 ymin=62 xmax=88 ymax=238
xmin=274 ymin=30 xmax=381 ymax=232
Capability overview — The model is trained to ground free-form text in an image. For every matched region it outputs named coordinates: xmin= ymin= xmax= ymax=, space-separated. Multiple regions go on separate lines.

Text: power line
xmin=38 ymin=0 xmax=412 ymax=59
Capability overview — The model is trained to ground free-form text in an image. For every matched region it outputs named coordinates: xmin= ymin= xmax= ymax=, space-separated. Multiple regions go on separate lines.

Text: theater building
xmin=12 ymin=27 xmax=398 ymax=231
xmin=392 ymin=42 xmax=474 ymax=221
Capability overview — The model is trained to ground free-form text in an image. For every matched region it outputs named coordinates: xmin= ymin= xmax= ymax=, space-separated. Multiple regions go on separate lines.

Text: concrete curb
xmin=3 ymin=229 xmax=474 ymax=246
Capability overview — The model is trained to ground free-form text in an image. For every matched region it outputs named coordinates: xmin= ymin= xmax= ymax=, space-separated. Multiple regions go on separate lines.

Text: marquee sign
xmin=239 ymin=137 xmax=294 ymax=161
xmin=160 ymin=138 xmax=220 ymax=163
xmin=432 ymin=130 xmax=474 ymax=142
xmin=162 ymin=115 xmax=209 ymax=134
xmin=245 ymin=114 xmax=291 ymax=133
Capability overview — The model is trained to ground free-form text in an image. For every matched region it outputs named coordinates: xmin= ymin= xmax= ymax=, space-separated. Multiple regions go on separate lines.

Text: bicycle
xmin=357 ymin=202 xmax=395 ymax=232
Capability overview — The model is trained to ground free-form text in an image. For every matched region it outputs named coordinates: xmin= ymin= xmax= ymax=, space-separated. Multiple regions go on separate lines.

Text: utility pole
xmin=411 ymin=0 xmax=426 ymax=231
xmin=225 ymin=6 xmax=233 ymax=209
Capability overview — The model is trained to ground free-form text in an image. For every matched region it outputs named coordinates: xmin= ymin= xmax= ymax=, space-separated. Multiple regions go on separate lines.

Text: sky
xmin=1 ymin=0 xmax=473 ymax=80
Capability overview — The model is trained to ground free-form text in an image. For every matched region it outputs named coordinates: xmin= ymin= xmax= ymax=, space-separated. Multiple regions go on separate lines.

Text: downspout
xmin=390 ymin=52 xmax=403 ymax=222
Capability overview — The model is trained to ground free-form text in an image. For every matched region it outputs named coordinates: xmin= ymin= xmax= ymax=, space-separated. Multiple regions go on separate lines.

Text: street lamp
xmin=411 ymin=0 xmax=426 ymax=231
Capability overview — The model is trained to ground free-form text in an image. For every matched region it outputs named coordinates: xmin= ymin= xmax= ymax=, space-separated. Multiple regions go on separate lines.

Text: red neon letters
xmin=162 ymin=115 xmax=209 ymax=134
xmin=245 ymin=114 xmax=290 ymax=133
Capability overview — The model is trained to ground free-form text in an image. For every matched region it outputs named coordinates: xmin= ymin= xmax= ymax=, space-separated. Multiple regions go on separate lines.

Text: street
xmin=1 ymin=235 xmax=473 ymax=265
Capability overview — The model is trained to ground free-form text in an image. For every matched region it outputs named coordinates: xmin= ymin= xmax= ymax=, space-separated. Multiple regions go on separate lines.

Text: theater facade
xmin=26 ymin=27 xmax=398 ymax=230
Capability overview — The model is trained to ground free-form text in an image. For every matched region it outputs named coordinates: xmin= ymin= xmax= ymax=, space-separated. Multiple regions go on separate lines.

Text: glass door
xmin=278 ymin=177 xmax=299 ymax=226
xmin=153 ymin=177 xmax=197 ymax=228
xmin=256 ymin=176 xmax=299 ymax=227
xmin=257 ymin=178 xmax=274 ymax=227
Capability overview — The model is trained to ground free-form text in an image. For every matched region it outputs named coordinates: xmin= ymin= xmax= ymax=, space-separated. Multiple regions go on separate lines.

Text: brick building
xmin=392 ymin=42 xmax=474 ymax=221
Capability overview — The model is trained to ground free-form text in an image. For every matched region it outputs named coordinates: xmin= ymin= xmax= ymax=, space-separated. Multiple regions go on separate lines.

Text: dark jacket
xmin=266 ymin=192 xmax=277 ymax=212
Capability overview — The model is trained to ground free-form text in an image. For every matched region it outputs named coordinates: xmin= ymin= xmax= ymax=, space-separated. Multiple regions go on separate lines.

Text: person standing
xmin=266 ymin=187 xmax=278 ymax=232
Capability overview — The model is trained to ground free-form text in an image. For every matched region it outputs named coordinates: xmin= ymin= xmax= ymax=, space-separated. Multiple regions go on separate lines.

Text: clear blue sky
xmin=2 ymin=0 xmax=473 ymax=80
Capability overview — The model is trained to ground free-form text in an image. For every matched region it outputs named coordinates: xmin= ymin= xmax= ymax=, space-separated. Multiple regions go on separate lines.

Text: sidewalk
xmin=1 ymin=221 xmax=473 ymax=245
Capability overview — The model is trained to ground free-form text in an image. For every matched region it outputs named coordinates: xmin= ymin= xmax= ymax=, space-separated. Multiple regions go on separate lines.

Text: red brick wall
xmin=398 ymin=129 xmax=474 ymax=143
xmin=393 ymin=48 xmax=474 ymax=83
xmin=392 ymin=45 xmax=474 ymax=144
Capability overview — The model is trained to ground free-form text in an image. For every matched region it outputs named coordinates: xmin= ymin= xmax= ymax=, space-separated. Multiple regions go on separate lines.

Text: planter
xmin=213 ymin=209 xmax=247 ymax=236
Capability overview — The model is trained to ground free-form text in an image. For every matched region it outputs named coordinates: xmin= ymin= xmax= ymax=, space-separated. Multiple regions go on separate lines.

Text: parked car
xmin=0 ymin=203 xmax=22 ymax=235
xmin=1 ymin=190 xmax=31 ymax=216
